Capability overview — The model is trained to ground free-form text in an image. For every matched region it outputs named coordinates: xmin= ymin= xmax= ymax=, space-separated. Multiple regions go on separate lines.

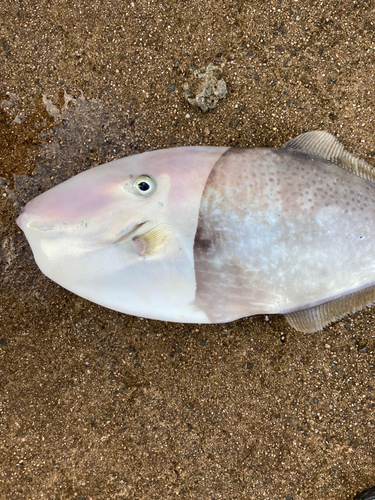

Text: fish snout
xmin=17 ymin=197 xmax=41 ymax=230
xmin=17 ymin=204 xmax=58 ymax=233
xmin=16 ymin=211 xmax=26 ymax=230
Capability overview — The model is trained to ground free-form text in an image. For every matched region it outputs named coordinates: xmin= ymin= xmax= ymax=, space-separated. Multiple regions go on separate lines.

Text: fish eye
xmin=132 ymin=175 xmax=156 ymax=196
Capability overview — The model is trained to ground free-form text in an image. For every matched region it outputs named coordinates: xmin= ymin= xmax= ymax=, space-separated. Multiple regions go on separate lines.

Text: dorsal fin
xmin=283 ymin=130 xmax=375 ymax=183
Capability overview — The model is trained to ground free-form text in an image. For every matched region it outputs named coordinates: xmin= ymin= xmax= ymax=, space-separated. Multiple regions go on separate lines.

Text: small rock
xmin=167 ymin=84 xmax=175 ymax=94
xmin=183 ymin=63 xmax=227 ymax=112
xmin=246 ymin=362 xmax=253 ymax=370
xmin=199 ymin=339 xmax=206 ymax=346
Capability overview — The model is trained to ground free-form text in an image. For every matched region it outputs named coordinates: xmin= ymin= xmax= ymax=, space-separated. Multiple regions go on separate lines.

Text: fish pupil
xmin=138 ymin=181 xmax=150 ymax=191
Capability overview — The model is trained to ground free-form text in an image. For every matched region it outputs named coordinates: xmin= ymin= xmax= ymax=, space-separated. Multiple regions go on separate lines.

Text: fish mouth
xmin=113 ymin=221 xmax=149 ymax=244
xmin=16 ymin=204 xmax=31 ymax=230
xmin=17 ymin=210 xmax=61 ymax=232
xmin=16 ymin=213 xmax=24 ymax=230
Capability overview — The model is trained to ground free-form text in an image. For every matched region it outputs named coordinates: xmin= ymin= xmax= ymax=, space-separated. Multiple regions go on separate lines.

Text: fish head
xmin=17 ymin=146 xmax=227 ymax=321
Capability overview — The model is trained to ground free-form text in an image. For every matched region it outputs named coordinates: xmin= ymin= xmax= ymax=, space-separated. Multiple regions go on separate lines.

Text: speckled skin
xmin=194 ymin=147 xmax=375 ymax=321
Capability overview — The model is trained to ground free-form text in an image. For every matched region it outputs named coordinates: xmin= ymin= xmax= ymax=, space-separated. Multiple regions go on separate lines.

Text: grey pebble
xmin=183 ymin=63 xmax=227 ymax=112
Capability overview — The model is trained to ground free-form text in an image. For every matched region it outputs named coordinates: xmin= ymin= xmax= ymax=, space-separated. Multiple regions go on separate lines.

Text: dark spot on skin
xmin=194 ymin=224 xmax=213 ymax=253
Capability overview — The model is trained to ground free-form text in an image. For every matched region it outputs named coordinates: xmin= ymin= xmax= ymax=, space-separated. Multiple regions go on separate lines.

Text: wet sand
xmin=1 ymin=1 xmax=375 ymax=499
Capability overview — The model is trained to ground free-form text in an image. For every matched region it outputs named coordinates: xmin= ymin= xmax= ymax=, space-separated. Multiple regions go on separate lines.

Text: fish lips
xmin=17 ymin=209 xmax=60 ymax=233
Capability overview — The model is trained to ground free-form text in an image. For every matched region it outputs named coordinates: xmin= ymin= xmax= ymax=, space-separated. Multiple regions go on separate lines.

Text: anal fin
xmin=284 ymin=284 xmax=375 ymax=333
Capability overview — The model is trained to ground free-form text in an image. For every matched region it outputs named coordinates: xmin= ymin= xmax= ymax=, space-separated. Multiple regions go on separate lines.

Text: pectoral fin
xmin=132 ymin=223 xmax=173 ymax=256
xmin=283 ymin=130 xmax=375 ymax=183
xmin=284 ymin=284 xmax=375 ymax=333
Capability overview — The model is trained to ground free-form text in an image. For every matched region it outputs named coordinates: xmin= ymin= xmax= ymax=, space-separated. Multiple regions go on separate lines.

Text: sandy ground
xmin=1 ymin=1 xmax=375 ymax=499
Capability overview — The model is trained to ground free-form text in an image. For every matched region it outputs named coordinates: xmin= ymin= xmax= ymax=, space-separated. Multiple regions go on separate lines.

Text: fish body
xmin=17 ymin=131 xmax=375 ymax=332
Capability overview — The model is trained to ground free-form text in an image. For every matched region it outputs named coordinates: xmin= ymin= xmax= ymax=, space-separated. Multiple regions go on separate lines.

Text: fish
xmin=16 ymin=130 xmax=375 ymax=333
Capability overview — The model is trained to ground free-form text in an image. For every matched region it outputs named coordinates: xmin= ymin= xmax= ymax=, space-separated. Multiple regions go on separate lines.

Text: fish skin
xmin=194 ymin=147 xmax=375 ymax=321
xmin=16 ymin=138 xmax=375 ymax=331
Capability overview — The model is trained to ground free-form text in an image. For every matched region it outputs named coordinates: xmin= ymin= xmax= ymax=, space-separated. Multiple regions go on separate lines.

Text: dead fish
xmin=17 ymin=131 xmax=375 ymax=333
